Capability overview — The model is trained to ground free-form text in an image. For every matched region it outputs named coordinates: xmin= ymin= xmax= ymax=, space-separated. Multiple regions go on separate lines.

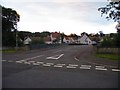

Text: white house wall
xmin=78 ymin=34 xmax=92 ymax=45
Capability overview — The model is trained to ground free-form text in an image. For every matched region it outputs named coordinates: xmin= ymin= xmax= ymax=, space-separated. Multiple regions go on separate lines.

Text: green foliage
xmin=31 ymin=38 xmax=45 ymax=44
xmin=40 ymin=31 xmax=51 ymax=38
xmin=98 ymin=1 xmax=120 ymax=22
xmin=1 ymin=5 xmax=20 ymax=47
xmin=18 ymin=31 xmax=32 ymax=40
xmin=98 ymin=1 xmax=120 ymax=47
xmin=100 ymin=33 xmax=120 ymax=47
xmin=96 ymin=53 xmax=120 ymax=61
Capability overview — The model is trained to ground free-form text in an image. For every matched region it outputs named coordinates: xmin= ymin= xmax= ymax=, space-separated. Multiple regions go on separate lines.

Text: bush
xmin=31 ymin=38 xmax=45 ymax=44
xmin=100 ymin=33 xmax=120 ymax=48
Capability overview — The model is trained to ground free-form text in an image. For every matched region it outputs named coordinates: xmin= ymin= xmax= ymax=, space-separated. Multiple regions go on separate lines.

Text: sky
xmin=1 ymin=0 xmax=118 ymax=35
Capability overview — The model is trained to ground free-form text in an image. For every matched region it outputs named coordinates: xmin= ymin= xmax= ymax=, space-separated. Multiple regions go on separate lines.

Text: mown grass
xmin=96 ymin=53 xmax=120 ymax=61
xmin=0 ymin=49 xmax=16 ymax=53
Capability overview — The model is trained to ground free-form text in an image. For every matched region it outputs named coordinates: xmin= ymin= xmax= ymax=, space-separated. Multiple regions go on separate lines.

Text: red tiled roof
xmin=51 ymin=32 xmax=61 ymax=38
xmin=64 ymin=36 xmax=70 ymax=40
xmin=44 ymin=36 xmax=51 ymax=41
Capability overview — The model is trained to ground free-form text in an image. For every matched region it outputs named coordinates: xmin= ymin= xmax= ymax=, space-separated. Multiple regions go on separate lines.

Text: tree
xmin=98 ymin=0 xmax=120 ymax=47
xmin=1 ymin=5 xmax=20 ymax=47
xmin=98 ymin=1 xmax=120 ymax=23
xmin=40 ymin=31 xmax=51 ymax=38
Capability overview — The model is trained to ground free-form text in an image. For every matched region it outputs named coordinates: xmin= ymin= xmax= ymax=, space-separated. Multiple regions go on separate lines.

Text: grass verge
xmin=95 ymin=53 xmax=120 ymax=61
xmin=0 ymin=49 xmax=16 ymax=53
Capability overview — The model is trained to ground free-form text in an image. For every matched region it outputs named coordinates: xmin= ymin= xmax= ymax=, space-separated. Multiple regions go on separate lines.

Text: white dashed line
xmin=80 ymin=67 xmax=91 ymax=70
xmin=95 ymin=66 xmax=105 ymax=68
xmin=24 ymin=62 xmax=31 ymax=65
xmin=2 ymin=60 xmax=7 ymax=62
xmin=20 ymin=60 xmax=26 ymax=62
xmin=95 ymin=68 xmax=107 ymax=71
xmin=16 ymin=61 xmax=23 ymax=63
xmin=66 ymin=66 xmax=76 ymax=68
xmin=28 ymin=61 xmax=36 ymax=63
xmin=56 ymin=64 xmax=66 ymax=66
xmin=46 ymin=63 xmax=54 ymax=65
xmin=112 ymin=69 xmax=120 ymax=72
xmin=81 ymin=65 xmax=91 ymax=67
xmin=7 ymin=60 xmax=13 ymax=62
xmin=13 ymin=59 xmax=120 ymax=72
xmin=42 ymin=64 xmax=51 ymax=67
xmin=82 ymin=60 xmax=118 ymax=68
xmin=36 ymin=62 xmax=44 ymax=64
xmin=68 ymin=64 xmax=78 ymax=67
xmin=54 ymin=65 xmax=63 ymax=68
xmin=32 ymin=63 xmax=40 ymax=66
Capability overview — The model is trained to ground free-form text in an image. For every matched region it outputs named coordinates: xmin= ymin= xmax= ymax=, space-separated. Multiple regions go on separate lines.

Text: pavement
xmin=2 ymin=45 xmax=120 ymax=88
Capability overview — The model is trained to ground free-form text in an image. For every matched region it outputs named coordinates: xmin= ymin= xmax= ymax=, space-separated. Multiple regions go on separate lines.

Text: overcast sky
xmin=1 ymin=0 xmax=118 ymax=35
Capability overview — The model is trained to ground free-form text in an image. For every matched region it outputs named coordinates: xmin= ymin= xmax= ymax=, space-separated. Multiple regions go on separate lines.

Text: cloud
xmin=2 ymin=0 xmax=116 ymax=35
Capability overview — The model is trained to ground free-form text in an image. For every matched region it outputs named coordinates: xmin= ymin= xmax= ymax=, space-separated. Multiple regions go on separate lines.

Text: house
xmin=50 ymin=32 xmax=61 ymax=44
xmin=63 ymin=36 xmax=71 ymax=43
xmin=24 ymin=36 xmax=32 ymax=45
xmin=43 ymin=36 xmax=52 ymax=44
xmin=78 ymin=34 xmax=95 ymax=45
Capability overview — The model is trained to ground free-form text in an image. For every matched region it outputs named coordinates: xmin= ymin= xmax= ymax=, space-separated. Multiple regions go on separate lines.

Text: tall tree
xmin=98 ymin=1 xmax=120 ymax=23
xmin=1 ymin=5 xmax=20 ymax=46
xmin=98 ymin=0 xmax=120 ymax=47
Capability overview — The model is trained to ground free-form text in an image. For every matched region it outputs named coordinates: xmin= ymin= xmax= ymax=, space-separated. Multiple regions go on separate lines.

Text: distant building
xmin=24 ymin=36 xmax=32 ymax=45
xmin=50 ymin=32 xmax=61 ymax=44
xmin=78 ymin=34 xmax=96 ymax=45
xmin=43 ymin=36 xmax=52 ymax=44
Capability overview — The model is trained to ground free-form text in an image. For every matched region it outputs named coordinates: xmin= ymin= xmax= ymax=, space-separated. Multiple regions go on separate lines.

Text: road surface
xmin=2 ymin=45 xmax=120 ymax=88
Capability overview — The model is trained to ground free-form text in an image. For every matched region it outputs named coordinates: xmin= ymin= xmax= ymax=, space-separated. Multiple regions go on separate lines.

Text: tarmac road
xmin=2 ymin=45 xmax=120 ymax=88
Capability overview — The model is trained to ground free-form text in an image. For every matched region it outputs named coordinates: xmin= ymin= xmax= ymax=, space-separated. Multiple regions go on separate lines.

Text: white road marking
xmin=74 ymin=57 xmax=79 ymax=61
xmin=68 ymin=64 xmax=78 ymax=67
xmin=55 ymin=54 xmax=64 ymax=59
xmin=42 ymin=64 xmax=51 ymax=67
xmin=95 ymin=68 xmax=107 ymax=71
xmin=2 ymin=60 xmax=7 ymax=62
xmin=46 ymin=54 xmax=64 ymax=60
xmin=36 ymin=62 xmax=44 ymax=64
xmin=7 ymin=60 xmax=13 ymax=62
xmin=24 ymin=62 xmax=31 ymax=65
xmin=56 ymin=64 xmax=66 ymax=66
xmin=66 ymin=66 xmax=76 ymax=68
xmin=46 ymin=55 xmax=59 ymax=59
xmin=28 ymin=61 xmax=36 ymax=63
xmin=83 ymin=60 xmax=118 ymax=68
xmin=16 ymin=61 xmax=23 ymax=63
xmin=95 ymin=66 xmax=105 ymax=68
xmin=46 ymin=63 xmax=54 ymax=65
xmin=32 ymin=63 xmax=40 ymax=65
xmin=81 ymin=65 xmax=91 ymax=67
xmin=20 ymin=60 xmax=26 ymax=62
xmin=54 ymin=65 xmax=63 ymax=68
xmin=80 ymin=67 xmax=91 ymax=70
xmin=112 ymin=69 xmax=120 ymax=72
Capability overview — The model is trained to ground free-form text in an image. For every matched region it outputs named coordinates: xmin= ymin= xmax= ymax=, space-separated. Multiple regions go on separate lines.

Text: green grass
xmin=96 ymin=53 xmax=120 ymax=61
xmin=0 ymin=49 xmax=16 ymax=53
